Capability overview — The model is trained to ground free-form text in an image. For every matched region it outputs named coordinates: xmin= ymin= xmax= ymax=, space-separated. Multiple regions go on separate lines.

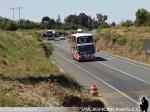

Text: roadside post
xmin=142 ymin=39 xmax=150 ymax=61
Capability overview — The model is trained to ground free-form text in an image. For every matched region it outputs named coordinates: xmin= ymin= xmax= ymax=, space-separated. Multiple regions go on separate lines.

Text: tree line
xmin=121 ymin=8 xmax=150 ymax=27
xmin=0 ymin=8 xmax=150 ymax=31
xmin=0 ymin=13 xmax=108 ymax=31
xmin=41 ymin=13 xmax=108 ymax=30
xmin=0 ymin=19 xmax=39 ymax=31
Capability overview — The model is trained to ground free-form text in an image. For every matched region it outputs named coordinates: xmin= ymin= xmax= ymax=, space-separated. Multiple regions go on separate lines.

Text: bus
xmin=69 ymin=33 xmax=96 ymax=61
xmin=46 ymin=30 xmax=55 ymax=40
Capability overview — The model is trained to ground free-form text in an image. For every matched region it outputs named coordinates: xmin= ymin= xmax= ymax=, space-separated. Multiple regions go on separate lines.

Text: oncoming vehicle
xmin=46 ymin=30 xmax=55 ymax=40
xmin=69 ymin=33 xmax=96 ymax=61
xmin=60 ymin=35 xmax=65 ymax=40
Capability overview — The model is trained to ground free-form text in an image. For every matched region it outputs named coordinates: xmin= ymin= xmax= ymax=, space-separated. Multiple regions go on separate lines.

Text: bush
xmin=117 ymin=37 xmax=128 ymax=45
xmin=129 ymin=39 xmax=142 ymax=48
xmin=98 ymin=22 xmax=110 ymax=31
xmin=41 ymin=43 xmax=53 ymax=58
xmin=5 ymin=21 xmax=17 ymax=31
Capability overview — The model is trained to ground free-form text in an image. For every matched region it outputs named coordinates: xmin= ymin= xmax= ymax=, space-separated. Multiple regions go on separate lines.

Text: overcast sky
xmin=0 ymin=0 xmax=150 ymax=23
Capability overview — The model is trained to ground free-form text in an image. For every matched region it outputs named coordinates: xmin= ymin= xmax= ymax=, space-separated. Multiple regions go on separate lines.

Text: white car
xmin=60 ymin=36 xmax=65 ymax=40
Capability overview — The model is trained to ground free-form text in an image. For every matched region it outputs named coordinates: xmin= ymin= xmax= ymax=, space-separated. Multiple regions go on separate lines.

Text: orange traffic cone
xmin=91 ymin=84 xmax=98 ymax=96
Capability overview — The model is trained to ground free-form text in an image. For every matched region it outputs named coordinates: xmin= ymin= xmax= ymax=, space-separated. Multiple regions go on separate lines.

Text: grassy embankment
xmin=95 ymin=26 xmax=150 ymax=64
xmin=0 ymin=30 xmax=105 ymax=108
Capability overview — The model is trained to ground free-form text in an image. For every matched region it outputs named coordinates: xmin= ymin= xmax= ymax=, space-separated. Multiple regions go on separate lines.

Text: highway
xmin=51 ymin=40 xmax=150 ymax=110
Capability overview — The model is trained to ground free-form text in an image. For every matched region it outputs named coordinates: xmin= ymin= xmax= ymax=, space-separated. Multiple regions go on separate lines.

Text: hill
xmin=95 ymin=26 xmax=150 ymax=64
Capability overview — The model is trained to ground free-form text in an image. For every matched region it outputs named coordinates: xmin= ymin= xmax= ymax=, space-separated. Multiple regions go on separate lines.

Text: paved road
xmin=50 ymin=40 xmax=150 ymax=110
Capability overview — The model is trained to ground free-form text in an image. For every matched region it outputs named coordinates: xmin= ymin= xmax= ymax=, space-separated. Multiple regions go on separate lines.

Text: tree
xmin=93 ymin=13 xmax=108 ymax=28
xmin=64 ymin=14 xmax=78 ymax=25
xmin=135 ymin=8 xmax=148 ymax=26
xmin=41 ymin=16 xmax=51 ymax=29
xmin=96 ymin=13 xmax=107 ymax=25
xmin=42 ymin=16 xmax=51 ymax=23
xmin=56 ymin=14 xmax=62 ymax=29
xmin=64 ymin=13 xmax=93 ymax=29
xmin=41 ymin=16 xmax=56 ymax=29
xmin=56 ymin=14 xmax=61 ymax=24
xmin=48 ymin=18 xmax=56 ymax=29
xmin=78 ymin=13 xmax=93 ymax=29
xmin=0 ymin=19 xmax=9 ymax=30
xmin=146 ymin=12 xmax=150 ymax=26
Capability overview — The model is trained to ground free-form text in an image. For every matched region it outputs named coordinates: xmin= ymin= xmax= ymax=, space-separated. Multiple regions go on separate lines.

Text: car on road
xmin=60 ymin=36 xmax=65 ymax=40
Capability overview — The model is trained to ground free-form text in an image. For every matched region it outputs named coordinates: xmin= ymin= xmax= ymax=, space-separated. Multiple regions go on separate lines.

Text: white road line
xmin=99 ymin=52 xmax=150 ymax=70
xmin=53 ymin=51 xmax=139 ymax=105
xmin=53 ymin=42 xmax=150 ymax=85
xmin=97 ymin=61 xmax=150 ymax=85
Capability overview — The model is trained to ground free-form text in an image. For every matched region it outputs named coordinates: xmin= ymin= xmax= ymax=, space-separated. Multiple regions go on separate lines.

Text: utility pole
xmin=18 ymin=7 xmax=23 ymax=20
xmin=10 ymin=8 xmax=15 ymax=20
xmin=10 ymin=7 xmax=23 ymax=20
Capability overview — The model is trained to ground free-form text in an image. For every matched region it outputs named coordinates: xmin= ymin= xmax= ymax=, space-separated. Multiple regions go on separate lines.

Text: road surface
xmin=50 ymin=40 xmax=150 ymax=110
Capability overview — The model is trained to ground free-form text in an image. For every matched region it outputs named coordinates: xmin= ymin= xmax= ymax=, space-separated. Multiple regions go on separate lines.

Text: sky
xmin=0 ymin=0 xmax=150 ymax=23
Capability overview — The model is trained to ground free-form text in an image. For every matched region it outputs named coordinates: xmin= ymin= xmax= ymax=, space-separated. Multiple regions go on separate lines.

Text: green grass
xmin=0 ymin=30 xmax=58 ymax=79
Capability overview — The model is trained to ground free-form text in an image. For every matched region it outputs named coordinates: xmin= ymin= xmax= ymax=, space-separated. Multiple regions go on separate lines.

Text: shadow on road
xmin=96 ymin=57 xmax=107 ymax=61
xmin=78 ymin=57 xmax=107 ymax=63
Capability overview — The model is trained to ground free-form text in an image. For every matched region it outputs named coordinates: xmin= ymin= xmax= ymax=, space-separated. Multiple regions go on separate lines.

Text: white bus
xmin=69 ymin=33 xmax=96 ymax=61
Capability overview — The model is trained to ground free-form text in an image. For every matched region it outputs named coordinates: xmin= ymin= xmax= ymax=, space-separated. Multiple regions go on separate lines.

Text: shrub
xmin=117 ymin=37 xmax=128 ymax=45
xmin=129 ymin=39 xmax=142 ymax=48
xmin=5 ymin=21 xmax=17 ymax=31
xmin=98 ymin=22 xmax=110 ymax=31
xmin=41 ymin=43 xmax=53 ymax=58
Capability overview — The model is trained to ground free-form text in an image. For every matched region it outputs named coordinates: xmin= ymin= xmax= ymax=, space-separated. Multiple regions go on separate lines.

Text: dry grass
xmin=101 ymin=26 xmax=150 ymax=39
xmin=95 ymin=26 xmax=150 ymax=64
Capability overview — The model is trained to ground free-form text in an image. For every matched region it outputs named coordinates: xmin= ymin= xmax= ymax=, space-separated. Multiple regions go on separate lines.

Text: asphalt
xmin=50 ymin=40 xmax=150 ymax=110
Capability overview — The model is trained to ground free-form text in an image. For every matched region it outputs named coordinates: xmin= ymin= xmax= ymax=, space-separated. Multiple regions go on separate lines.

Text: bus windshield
xmin=77 ymin=44 xmax=95 ymax=54
xmin=77 ymin=36 xmax=93 ymax=44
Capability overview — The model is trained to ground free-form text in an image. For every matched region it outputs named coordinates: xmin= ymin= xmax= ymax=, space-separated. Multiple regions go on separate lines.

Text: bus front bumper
xmin=79 ymin=54 xmax=96 ymax=61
